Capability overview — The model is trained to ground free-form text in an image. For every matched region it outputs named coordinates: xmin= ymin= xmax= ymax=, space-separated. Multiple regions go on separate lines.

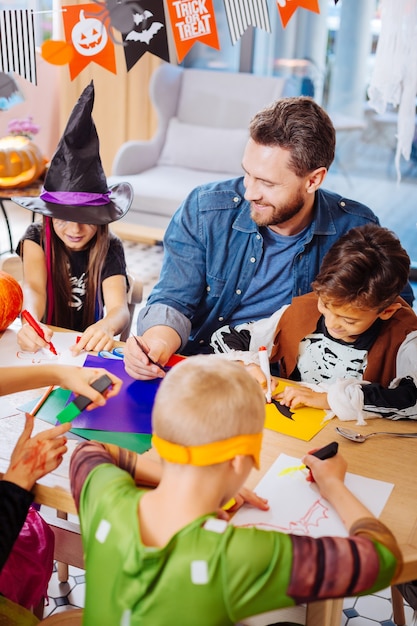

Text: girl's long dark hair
xmin=42 ymin=217 xmax=109 ymax=330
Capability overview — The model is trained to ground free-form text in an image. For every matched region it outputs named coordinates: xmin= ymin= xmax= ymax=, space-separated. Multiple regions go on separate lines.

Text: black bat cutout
xmin=270 ymin=397 xmax=295 ymax=420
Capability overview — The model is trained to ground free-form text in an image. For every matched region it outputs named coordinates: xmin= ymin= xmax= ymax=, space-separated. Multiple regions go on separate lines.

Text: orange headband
xmin=152 ymin=432 xmax=263 ymax=469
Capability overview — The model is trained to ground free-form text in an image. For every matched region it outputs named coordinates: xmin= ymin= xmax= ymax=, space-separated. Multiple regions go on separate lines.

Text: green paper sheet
xmin=19 ymin=389 xmax=152 ymax=454
xmin=71 ymin=429 xmax=152 ymax=454
xmin=20 ymin=388 xmax=71 ymax=425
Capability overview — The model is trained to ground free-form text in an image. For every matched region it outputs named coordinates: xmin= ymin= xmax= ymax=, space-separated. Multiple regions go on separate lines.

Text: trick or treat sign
xmin=166 ymin=0 xmax=220 ymax=63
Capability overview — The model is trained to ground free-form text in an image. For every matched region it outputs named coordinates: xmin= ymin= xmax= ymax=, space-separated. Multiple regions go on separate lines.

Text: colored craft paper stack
xmin=27 ymin=356 xmax=325 ymax=447
xmin=264 ymin=379 xmax=328 ymax=441
xmin=26 ymin=353 xmax=185 ymax=454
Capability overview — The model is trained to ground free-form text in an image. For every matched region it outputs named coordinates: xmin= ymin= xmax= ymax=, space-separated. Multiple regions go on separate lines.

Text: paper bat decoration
xmin=126 ymin=12 xmax=164 ymax=44
xmin=0 ymin=72 xmax=24 ymax=110
xmin=89 ymin=0 xmax=143 ymax=35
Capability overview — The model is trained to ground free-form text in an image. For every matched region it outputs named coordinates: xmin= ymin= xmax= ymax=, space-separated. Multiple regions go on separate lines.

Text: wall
xmin=1 ymin=5 xmax=161 ymax=175
xmin=57 ymin=0 xmax=161 ymax=175
xmin=0 ymin=52 xmax=61 ymax=161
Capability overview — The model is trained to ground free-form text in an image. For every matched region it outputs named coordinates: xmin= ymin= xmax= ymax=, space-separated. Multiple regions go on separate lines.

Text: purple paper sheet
xmin=69 ymin=355 xmax=161 ymax=434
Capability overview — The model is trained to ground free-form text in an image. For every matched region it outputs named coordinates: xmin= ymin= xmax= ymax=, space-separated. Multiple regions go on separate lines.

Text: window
xmin=0 ymin=0 xmax=55 ymax=45
xmin=180 ymin=0 xmax=383 ymax=108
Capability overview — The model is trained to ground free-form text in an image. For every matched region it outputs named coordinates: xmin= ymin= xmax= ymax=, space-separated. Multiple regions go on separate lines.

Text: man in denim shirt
xmin=124 ymin=97 xmax=413 ymax=380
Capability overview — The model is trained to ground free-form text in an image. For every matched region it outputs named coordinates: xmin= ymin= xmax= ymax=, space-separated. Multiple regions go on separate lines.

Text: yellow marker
xmin=222 ymin=497 xmax=236 ymax=510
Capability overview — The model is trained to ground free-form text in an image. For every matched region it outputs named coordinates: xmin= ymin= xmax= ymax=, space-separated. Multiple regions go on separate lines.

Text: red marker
xmin=21 ymin=309 xmax=58 ymax=355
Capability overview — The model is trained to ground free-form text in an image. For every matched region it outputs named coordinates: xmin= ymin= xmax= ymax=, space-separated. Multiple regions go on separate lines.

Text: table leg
xmin=56 ymin=510 xmax=69 ymax=583
xmin=391 ymin=586 xmax=406 ymax=626
xmin=306 ymin=597 xmax=343 ymax=626
xmin=0 ymin=199 xmax=13 ymax=254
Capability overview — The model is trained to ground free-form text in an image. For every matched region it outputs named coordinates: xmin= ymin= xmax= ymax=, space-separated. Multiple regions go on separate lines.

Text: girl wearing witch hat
xmin=13 ymin=81 xmax=133 ymax=355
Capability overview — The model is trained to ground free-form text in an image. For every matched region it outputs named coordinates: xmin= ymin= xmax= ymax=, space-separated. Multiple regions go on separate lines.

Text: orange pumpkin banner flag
xmin=62 ymin=4 xmax=117 ymax=80
xmin=276 ymin=0 xmax=320 ymax=29
xmin=166 ymin=0 xmax=220 ymax=63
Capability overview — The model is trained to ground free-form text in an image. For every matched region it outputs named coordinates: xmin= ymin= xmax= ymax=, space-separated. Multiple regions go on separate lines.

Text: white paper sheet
xmin=232 ymin=453 xmax=394 ymax=537
xmin=0 ymin=328 xmax=87 ymax=367
xmin=0 ymin=398 xmax=20 ymax=419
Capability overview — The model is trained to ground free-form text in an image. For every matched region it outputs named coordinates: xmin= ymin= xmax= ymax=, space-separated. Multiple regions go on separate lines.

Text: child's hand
xmin=71 ymin=321 xmax=115 ymax=355
xmin=244 ymin=363 xmax=268 ymax=390
xmin=217 ymin=487 xmax=269 ymax=520
xmin=275 ymin=386 xmax=330 ymax=410
xmin=301 ymin=451 xmax=347 ymax=499
xmin=17 ymin=320 xmax=54 ymax=353
xmin=3 ymin=414 xmax=71 ymax=491
xmin=57 ymin=366 xmax=122 ymax=409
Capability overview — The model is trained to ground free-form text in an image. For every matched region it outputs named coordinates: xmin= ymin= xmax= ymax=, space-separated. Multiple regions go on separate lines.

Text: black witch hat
xmin=12 ymin=81 xmax=132 ymax=225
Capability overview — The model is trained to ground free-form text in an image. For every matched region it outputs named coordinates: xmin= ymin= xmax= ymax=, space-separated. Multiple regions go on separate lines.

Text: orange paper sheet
xmin=264 ymin=379 xmax=327 ymax=441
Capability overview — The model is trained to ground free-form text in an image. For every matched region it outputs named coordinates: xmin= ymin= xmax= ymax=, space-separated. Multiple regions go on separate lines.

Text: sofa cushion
xmin=108 ymin=166 xmax=235 ymax=228
xmin=158 ymin=117 xmax=248 ymax=174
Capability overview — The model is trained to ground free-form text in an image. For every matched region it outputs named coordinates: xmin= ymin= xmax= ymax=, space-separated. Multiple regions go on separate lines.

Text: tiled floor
xmin=42 ymin=562 xmax=416 ymax=624
xmin=1 ymin=136 xmax=417 ymax=624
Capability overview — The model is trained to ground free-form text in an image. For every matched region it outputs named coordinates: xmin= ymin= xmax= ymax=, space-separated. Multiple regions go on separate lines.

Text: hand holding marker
xmin=304 ymin=441 xmax=339 ymax=482
xmin=132 ymin=334 xmax=167 ymax=373
xmin=56 ymin=374 xmax=114 ymax=424
xmin=21 ymin=309 xmax=58 ymax=355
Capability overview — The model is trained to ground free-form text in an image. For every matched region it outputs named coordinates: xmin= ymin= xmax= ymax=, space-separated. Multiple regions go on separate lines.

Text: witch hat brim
xmin=11 ymin=82 xmax=133 ymax=225
xmin=12 ymin=181 xmax=133 ymax=225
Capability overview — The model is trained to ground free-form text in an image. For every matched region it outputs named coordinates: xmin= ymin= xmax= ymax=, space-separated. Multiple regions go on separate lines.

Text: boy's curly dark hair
xmin=312 ymin=224 xmax=410 ymax=312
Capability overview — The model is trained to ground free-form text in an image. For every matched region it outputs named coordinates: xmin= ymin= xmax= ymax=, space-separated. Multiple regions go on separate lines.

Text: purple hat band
xmin=40 ymin=188 xmax=111 ymax=206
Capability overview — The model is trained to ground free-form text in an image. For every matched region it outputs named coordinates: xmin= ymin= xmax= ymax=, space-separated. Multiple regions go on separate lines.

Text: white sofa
xmin=108 ymin=63 xmax=287 ymax=232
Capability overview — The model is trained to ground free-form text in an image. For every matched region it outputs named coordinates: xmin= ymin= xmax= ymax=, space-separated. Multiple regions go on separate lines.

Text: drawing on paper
xmin=0 ymin=328 xmax=86 ymax=367
xmin=231 ymin=453 xmax=394 ymax=539
xmin=16 ymin=349 xmax=60 ymax=363
xmin=236 ymin=499 xmax=329 ymax=535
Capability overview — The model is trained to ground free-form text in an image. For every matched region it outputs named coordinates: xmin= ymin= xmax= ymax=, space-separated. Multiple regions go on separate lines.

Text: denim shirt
xmin=138 ymin=177 xmax=413 ymax=355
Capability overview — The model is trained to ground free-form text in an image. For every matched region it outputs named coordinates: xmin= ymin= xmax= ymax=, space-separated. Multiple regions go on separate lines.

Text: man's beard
xmin=250 ymin=194 xmax=305 ymax=228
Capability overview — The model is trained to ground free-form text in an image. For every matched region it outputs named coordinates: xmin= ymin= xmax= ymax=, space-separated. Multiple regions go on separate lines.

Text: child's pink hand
xmin=217 ymin=487 xmax=269 ymax=520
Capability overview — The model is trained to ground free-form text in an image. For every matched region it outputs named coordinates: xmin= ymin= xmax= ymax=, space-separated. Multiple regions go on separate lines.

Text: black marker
xmin=56 ymin=374 xmax=113 ymax=424
xmin=305 ymin=441 xmax=339 ymax=469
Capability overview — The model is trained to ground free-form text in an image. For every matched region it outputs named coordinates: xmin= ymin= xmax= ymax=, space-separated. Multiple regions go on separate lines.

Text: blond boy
xmin=70 ymin=356 xmax=401 ymax=625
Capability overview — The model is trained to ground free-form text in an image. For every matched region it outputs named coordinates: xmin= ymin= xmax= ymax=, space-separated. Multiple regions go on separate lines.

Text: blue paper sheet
xmin=68 ymin=355 xmax=161 ymax=434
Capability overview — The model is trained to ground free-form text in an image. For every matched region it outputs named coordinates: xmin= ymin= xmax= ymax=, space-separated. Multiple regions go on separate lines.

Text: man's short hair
xmin=249 ymin=96 xmax=335 ymax=176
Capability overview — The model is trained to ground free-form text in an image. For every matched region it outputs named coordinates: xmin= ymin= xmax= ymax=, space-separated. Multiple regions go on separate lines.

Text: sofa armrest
xmin=112 ymin=139 xmax=162 ymax=175
xmin=111 ymin=64 xmax=183 ymax=176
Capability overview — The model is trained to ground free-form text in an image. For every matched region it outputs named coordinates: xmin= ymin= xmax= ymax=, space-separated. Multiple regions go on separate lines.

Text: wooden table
xmin=242 ymin=417 xmax=417 ymax=625
xmin=1 ymin=385 xmax=417 ymax=624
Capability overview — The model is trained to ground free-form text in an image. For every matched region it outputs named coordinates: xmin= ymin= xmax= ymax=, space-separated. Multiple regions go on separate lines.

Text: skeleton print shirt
xmin=18 ymin=223 xmax=127 ymax=331
xmin=211 ymin=294 xmax=417 ymax=422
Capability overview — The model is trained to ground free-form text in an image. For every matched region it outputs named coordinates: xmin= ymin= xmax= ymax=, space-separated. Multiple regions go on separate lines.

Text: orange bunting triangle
xmin=166 ymin=0 xmax=220 ymax=63
xmin=41 ymin=39 xmax=74 ymax=65
xmin=277 ymin=0 xmax=320 ymax=29
xmin=62 ymin=4 xmax=117 ymax=80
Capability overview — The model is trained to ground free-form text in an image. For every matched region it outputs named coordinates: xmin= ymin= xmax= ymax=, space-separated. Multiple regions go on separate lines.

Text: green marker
xmin=56 ymin=374 xmax=113 ymax=424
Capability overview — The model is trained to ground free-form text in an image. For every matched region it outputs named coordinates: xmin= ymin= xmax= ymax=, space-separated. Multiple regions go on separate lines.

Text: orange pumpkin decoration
xmin=0 ymin=271 xmax=23 ymax=331
xmin=0 ymin=135 xmax=47 ymax=189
